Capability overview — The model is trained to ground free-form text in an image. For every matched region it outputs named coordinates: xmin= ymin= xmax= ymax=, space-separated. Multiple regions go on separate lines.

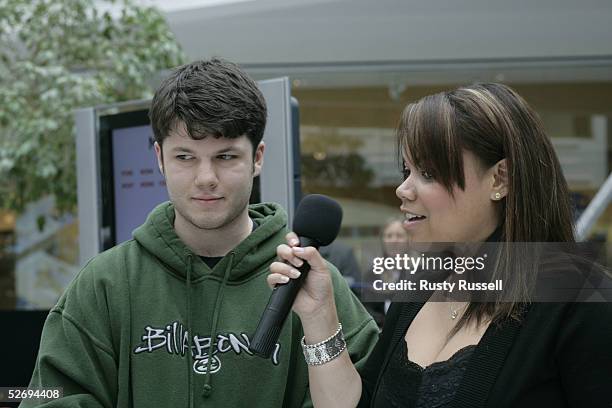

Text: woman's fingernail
xmin=290 ymin=238 xmax=299 ymax=246
xmin=293 ymin=247 xmax=304 ymax=254
xmin=290 ymin=269 xmax=301 ymax=278
xmin=280 ymin=275 xmax=290 ymax=283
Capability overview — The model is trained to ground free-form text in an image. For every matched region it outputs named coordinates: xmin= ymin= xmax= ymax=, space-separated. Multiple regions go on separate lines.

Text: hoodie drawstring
xmin=186 ymin=254 xmax=194 ymax=408
xmin=202 ymin=252 xmax=234 ymax=398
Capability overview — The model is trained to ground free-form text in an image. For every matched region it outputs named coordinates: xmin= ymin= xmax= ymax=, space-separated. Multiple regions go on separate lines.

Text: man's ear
xmin=154 ymin=141 xmax=164 ymax=176
xmin=490 ymin=158 xmax=508 ymax=201
xmin=253 ymin=142 xmax=265 ymax=177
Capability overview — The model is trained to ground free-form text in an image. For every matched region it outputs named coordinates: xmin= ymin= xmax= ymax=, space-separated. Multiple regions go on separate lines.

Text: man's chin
xmin=191 ymin=218 xmax=227 ymax=231
xmin=175 ymin=209 xmax=225 ymax=231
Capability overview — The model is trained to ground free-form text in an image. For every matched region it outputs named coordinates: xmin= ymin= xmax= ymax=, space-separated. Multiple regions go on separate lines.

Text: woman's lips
xmin=402 ymin=212 xmax=427 ymax=229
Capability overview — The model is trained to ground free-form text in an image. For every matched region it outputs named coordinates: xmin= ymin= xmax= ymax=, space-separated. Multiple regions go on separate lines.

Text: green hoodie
xmin=23 ymin=202 xmax=379 ymax=408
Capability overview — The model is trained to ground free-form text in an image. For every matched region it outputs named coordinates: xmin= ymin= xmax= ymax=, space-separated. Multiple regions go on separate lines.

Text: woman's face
xmin=382 ymin=220 xmax=409 ymax=256
xmin=396 ymin=150 xmax=500 ymax=243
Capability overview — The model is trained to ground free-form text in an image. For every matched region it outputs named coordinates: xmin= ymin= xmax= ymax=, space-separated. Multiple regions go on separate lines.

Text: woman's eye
xmin=421 ymin=170 xmax=434 ymax=180
xmin=401 ymin=165 xmax=433 ymax=181
xmin=401 ymin=168 xmax=411 ymax=180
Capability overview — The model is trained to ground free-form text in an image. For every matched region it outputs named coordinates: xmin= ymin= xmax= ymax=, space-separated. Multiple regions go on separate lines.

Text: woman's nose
xmin=396 ymin=179 xmax=416 ymax=202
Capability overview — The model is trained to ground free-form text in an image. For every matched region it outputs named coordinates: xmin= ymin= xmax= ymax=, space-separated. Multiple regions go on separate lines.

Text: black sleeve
xmin=556 ymin=302 xmax=612 ymax=407
xmin=357 ymin=302 xmax=404 ymax=407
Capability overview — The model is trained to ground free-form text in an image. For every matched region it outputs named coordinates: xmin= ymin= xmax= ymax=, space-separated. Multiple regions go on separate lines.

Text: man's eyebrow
xmin=170 ymin=147 xmax=196 ymax=153
xmin=167 ymin=143 xmax=247 ymax=154
xmin=215 ymin=146 xmax=247 ymax=154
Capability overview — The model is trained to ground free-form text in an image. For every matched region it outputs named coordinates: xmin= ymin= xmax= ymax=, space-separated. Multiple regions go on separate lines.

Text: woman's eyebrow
xmin=402 ymin=158 xmax=413 ymax=167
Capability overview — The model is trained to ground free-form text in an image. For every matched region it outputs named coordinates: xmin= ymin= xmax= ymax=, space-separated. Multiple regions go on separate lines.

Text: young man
xmin=23 ymin=59 xmax=378 ymax=407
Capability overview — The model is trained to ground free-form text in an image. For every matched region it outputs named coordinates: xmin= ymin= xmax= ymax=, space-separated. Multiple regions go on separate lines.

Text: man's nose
xmin=194 ymin=160 xmax=219 ymax=188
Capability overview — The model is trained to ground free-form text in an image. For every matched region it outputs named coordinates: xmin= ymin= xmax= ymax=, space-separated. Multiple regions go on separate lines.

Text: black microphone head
xmin=292 ymin=194 xmax=343 ymax=246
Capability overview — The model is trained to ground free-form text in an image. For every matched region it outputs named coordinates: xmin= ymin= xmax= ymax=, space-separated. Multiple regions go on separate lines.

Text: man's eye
xmin=176 ymin=155 xmax=194 ymax=161
xmin=401 ymin=168 xmax=410 ymax=180
xmin=218 ymin=154 xmax=236 ymax=160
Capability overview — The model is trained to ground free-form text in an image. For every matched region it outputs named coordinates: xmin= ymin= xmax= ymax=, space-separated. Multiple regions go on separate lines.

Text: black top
xmin=199 ymin=218 xmax=258 ymax=268
xmin=378 ymin=337 xmax=475 ymax=408
xmin=358 ymin=301 xmax=612 ymax=408
xmin=200 ymin=255 xmax=223 ymax=268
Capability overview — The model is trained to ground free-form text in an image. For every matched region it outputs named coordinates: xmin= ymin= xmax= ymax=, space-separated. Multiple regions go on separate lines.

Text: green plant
xmin=0 ymin=0 xmax=185 ymax=213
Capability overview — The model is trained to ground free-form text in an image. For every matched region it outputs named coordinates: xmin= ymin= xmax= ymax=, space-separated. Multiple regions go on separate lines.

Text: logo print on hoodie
xmin=133 ymin=321 xmax=281 ymax=374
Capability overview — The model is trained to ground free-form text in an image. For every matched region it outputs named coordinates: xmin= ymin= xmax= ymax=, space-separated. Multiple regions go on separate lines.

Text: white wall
xmin=161 ymin=0 xmax=612 ymax=86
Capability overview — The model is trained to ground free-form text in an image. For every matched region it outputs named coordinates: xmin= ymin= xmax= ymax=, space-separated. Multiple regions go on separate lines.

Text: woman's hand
xmin=268 ymin=231 xmax=336 ymax=322
xmin=270 ymin=233 xmax=362 ymax=408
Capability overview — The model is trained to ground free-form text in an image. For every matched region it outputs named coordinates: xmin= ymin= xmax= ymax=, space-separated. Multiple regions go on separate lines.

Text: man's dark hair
xmin=149 ymin=58 xmax=267 ymax=153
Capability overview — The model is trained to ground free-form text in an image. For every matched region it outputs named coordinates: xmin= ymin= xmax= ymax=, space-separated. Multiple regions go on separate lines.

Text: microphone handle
xmin=250 ymin=237 xmax=318 ymax=358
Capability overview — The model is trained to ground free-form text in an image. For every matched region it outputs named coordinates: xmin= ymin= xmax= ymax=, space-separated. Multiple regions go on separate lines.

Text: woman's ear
xmin=491 ymin=159 xmax=508 ymax=201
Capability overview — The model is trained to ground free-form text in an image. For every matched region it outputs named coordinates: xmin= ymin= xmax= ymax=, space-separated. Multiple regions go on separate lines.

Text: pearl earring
xmin=494 ymin=192 xmax=501 ymax=200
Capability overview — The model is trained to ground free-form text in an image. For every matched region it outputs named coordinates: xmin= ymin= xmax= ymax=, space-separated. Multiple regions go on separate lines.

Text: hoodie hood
xmin=133 ymin=201 xmax=287 ymax=282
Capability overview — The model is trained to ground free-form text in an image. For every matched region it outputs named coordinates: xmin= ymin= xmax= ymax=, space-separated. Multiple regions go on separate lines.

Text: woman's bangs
xmin=397 ymin=94 xmax=463 ymax=191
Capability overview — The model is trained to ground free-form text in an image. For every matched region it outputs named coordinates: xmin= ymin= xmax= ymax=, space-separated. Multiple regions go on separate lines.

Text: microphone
xmin=249 ymin=194 xmax=343 ymax=358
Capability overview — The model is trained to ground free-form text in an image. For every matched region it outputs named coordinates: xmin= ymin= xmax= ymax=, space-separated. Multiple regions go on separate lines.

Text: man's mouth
xmin=193 ymin=196 xmax=223 ymax=203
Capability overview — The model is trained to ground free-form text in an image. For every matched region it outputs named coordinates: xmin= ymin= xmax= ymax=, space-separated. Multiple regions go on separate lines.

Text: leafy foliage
xmin=0 ymin=0 xmax=185 ymax=213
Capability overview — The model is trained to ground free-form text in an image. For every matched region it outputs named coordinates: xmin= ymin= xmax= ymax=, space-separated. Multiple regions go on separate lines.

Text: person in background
xmin=319 ymin=240 xmax=362 ymax=290
xmin=378 ymin=217 xmax=410 ymax=314
xmin=356 ymin=217 xmax=412 ymax=327
xmin=268 ymin=83 xmax=612 ymax=407
xmin=22 ymin=58 xmax=378 ymax=408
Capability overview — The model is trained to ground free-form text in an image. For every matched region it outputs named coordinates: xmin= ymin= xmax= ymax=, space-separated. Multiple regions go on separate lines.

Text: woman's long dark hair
xmin=396 ymin=83 xmax=575 ymax=329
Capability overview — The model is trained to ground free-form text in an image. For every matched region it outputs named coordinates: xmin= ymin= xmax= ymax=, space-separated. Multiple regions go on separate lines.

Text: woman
xmin=269 ymin=83 xmax=612 ymax=407
xmin=368 ymin=217 xmax=411 ymax=323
